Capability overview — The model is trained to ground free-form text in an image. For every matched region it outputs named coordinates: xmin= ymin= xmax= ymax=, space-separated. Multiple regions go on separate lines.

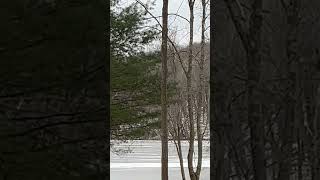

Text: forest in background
xmin=1 ymin=0 xmax=320 ymax=179
xmin=111 ymin=0 xmax=210 ymax=180
xmin=0 ymin=0 xmax=107 ymax=179
xmin=110 ymin=0 xmax=210 ymax=141
xmin=212 ymin=0 xmax=320 ymax=179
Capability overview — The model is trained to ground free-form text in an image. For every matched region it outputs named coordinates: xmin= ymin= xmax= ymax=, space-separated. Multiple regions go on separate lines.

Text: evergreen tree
xmin=110 ymin=0 xmax=173 ymax=140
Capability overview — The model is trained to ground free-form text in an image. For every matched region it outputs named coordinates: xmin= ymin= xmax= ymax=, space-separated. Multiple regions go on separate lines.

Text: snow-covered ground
xmin=111 ymin=140 xmax=210 ymax=180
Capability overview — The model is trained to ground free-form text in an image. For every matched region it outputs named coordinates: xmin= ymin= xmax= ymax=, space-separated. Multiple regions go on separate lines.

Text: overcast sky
xmin=116 ymin=0 xmax=210 ymax=51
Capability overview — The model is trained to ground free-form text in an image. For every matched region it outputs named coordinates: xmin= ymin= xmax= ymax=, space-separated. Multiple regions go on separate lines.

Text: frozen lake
xmin=111 ymin=140 xmax=210 ymax=180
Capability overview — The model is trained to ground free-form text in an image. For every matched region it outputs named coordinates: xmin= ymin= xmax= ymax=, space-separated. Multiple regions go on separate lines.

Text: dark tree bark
xmin=247 ymin=1 xmax=266 ymax=180
xmin=223 ymin=0 xmax=266 ymax=179
xmin=161 ymin=0 xmax=169 ymax=179
xmin=278 ymin=1 xmax=300 ymax=179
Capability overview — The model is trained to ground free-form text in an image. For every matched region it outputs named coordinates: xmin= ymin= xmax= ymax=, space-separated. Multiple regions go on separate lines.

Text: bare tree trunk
xmin=223 ymin=0 xmax=266 ymax=179
xmin=312 ymin=85 xmax=320 ymax=180
xmin=174 ymin=119 xmax=187 ymax=180
xmin=301 ymin=57 xmax=314 ymax=180
xmin=215 ymin=1 xmax=248 ymax=179
xmin=187 ymin=1 xmax=196 ymax=180
xmin=171 ymin=49 xmax=187 ymax=180
xmin=295 ymin=52 xmax=305 ymax=180
xmin=177 ymin=135 xmax=187 ymax=180
xmin=247 ymin=0 xmax=266 ymax=180
xmin=169 ymin=102 xmax=186 ymax=180
xmin=278 ymin=1 xmax=300 ymax=179
xmin=297 ymin=133 xmax=303 ymax=180
xmin=212 ymin=112 xmax=225 ymax=180
xmin=161 ymin=0 xmax=169 ymax=179
xmin=194 ymin=0 xmax=207 ymax=179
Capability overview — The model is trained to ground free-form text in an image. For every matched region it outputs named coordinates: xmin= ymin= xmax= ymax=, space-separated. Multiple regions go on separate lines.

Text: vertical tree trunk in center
xmin=247 ymin=0 xmax=266 ymax=180
xmin=195 ymin=0 xmax=207 ymax=179
xmin=223 ymin=0 xmax=265 ymax=179
xmin=161 ymin=0 xmax=169 ymax=179
xmin=279 ymin=1 xmax=300 ymax=179
xmin=187 ymin=1 xmax=196 ymax=180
